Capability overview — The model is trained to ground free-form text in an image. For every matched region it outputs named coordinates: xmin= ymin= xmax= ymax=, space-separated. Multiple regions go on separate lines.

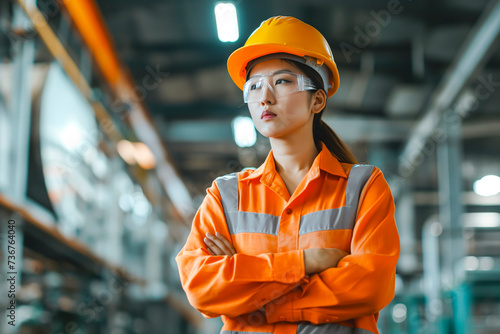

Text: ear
xmin=311 ymin=90 xmax=327 ymax=114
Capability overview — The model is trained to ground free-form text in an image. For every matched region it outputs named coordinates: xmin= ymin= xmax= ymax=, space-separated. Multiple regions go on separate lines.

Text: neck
xmin=270 ymin=133 xmax=320 ymax=175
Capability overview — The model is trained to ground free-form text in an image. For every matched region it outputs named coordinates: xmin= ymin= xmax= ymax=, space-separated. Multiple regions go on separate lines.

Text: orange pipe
xmin=62 ymin=0 xmax=123 ymax=87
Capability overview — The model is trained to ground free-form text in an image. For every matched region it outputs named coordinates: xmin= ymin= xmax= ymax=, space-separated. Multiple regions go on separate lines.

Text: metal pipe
xmin=422 ymin=218 xmax=445 ymax=333
xmin=395 ymin=0 xmax=500 ymax=190
xmin=437 ymin=118 xmax=464 ymax=287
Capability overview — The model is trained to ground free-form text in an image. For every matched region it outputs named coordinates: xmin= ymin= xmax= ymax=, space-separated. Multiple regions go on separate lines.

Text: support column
xmin=437 ymin=116 xmax=464 ymax=288
xmin=9 ymin=0 xmax=35 ymax=202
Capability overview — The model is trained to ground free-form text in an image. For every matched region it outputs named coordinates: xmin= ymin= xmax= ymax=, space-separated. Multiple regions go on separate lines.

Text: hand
xmin=304 ymin=248 xmax=349 ymax=274
xmin=204 ymin=232 xmax=236 ymax=256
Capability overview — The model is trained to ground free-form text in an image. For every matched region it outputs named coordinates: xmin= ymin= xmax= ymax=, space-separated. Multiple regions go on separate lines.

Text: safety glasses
xmin=243 ymin=71 xmax=316 ymax=103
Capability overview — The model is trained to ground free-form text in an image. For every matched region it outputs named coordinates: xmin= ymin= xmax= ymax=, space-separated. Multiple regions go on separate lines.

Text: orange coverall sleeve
xmin=176 ymin=181 xmax=308 ymax=319
xmin=265 ymin=169 xmax=400 ymax=324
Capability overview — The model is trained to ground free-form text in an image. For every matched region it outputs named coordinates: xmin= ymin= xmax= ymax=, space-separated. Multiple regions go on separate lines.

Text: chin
xmin=255 ymin=129 xmax=273 ymax=138
xmin=256 ymin=120 xmax=298 ymax=139
xmin=258 ymin=130 xmax=289 ymax=140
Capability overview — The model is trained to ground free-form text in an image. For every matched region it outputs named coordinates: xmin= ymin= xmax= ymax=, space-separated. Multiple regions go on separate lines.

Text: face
xmin=245 ymin=59 xmax=325 ymax=140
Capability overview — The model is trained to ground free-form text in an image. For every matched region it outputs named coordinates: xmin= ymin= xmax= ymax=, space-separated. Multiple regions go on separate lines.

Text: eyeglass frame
xmin=243 ymin=70 xmax=317 ymax=103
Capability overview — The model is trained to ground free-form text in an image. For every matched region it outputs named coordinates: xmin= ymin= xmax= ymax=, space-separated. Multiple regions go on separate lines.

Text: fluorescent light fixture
xmin=473 ymin=174 xmax=500 ymax=197
xmin=232 ymin=116 xmax=256 ymax=147
xmin=215 ymin=2 xmax=239 ymax=42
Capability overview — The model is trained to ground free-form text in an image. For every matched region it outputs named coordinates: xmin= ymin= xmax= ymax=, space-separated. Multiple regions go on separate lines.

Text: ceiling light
xmin=473 ymin=175 xmax=500 ymax=197
xmin=215 ymin=2 xmax=239 ymax=42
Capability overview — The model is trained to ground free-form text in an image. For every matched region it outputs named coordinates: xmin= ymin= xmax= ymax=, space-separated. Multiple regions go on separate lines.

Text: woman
xmin=176 ymin=16 xmax=400 ymax=334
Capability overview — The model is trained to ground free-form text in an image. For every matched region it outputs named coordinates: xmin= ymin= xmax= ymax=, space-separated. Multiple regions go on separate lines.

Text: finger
xmin=206 ymin=246 xmax=218 ymax=255
xmin=206 ymin=233 xmax=232 ymax=256
xmin=206 ymin=232 xmax=233 ymax=256
xmin=204 ymin=237 xmax=224 ymax=255
xmin=215 ymin=232 xmax=236 ymax=255
xmin=203 ymin=240 xmax=216 ymax=255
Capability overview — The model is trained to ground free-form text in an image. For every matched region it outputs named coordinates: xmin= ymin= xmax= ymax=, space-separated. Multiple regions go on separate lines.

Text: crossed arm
xmin=204 ymin=232 xmax=347 ymax=275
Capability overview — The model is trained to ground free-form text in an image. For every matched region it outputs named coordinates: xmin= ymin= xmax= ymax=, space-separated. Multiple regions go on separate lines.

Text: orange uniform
xmin=176 ymin=142 xmax=400 ymax=334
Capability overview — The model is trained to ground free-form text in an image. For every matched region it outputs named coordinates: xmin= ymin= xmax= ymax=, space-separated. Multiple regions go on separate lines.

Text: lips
xmin=261 ymin=110 xmax=277 ymax=119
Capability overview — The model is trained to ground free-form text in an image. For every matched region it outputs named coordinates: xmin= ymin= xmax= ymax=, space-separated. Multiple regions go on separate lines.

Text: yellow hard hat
xmin=227 ymin=16 xmax=340 ymax=98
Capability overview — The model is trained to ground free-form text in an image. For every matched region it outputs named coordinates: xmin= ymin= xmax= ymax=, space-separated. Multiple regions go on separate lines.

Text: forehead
xmin=248 ymin=58 xmax=304 ymax=77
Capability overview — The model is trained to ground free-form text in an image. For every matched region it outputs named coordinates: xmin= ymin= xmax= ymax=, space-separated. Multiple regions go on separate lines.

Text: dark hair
xmin=284 ymin=60 xmax=358 ymax=164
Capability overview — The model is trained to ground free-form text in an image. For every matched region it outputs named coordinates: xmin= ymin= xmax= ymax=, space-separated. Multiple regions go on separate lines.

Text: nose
xmin=259 ymin=82 xmax=276 ymax=106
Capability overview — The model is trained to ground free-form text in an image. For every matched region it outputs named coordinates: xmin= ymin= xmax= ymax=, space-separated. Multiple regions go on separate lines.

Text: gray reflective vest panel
xmin=220 ymin=323 xmax=374 ymax=334
xmin=297 ymin=323 xmax=375 ymax=334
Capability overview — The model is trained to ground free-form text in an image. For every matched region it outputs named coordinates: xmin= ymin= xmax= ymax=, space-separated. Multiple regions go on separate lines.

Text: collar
xmin=241 ymin=142 xmax=348 ymax=182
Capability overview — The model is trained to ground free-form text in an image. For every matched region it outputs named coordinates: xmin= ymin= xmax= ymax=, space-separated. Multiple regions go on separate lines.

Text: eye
xmin=249 ymin=81 xmax=261 ymax=90
xmin=275 ymin=78 xmax=291 ymax=85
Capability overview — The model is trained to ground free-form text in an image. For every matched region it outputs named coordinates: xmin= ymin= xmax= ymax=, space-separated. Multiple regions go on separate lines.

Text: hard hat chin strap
xmin=246 ymin=53 xmax=332 ymax=93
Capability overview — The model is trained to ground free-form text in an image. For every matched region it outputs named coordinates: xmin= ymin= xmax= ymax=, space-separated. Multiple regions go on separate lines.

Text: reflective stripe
xmin=225 ymin=211 xmax=280 ymax=235
xmin=345 ymin=165 xmax=374 ymax=208
xmin=299 ymin=165 xmax=374 ymax=235
xmin=221 ymin=332 xmax=272 ymax=334
xmin=299 ymin=206 xmax=356 ymax=235
xmin=216 ymin=173 xmax=239 ymax=234
xmin=217 ymin=173 xmax=280 ymax=235
xmin=216 ymin=173 xmax=239 ymax=212
xmin=217 ymin=165 xmax=374 ymax=236
xmin=297 ymin=323 xmax=375 ymax=334
xmin=220 ymin=324 xmax=373 ymax=334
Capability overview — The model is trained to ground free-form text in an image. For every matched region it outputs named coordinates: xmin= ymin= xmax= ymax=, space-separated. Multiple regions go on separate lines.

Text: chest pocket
xmin=216 ymin=165 xmax=374 ymax=239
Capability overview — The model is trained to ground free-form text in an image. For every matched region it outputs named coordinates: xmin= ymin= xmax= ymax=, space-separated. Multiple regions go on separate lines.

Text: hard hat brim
xmin=227 ymin=43 xmax=340 ymax=98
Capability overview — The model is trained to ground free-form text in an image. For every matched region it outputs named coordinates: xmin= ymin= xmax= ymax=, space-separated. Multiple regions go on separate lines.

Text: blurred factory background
xmin=0 ymin=0 xmax=499 ymax=333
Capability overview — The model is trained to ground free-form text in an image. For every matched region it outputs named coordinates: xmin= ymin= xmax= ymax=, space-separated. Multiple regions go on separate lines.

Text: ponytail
xmin=313 ymin=112 xmax=358 ymax=164
xmin=285 ymin=59 xmax=358 ymax=164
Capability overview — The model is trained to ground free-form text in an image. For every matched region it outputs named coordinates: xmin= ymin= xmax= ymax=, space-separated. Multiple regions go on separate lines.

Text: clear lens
xmin=243 ymin=72 xmax=316 ymax=103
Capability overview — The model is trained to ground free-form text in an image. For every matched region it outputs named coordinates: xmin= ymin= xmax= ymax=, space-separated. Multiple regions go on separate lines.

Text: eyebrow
xmin=249 ymin=69 xmax=294 ymax=79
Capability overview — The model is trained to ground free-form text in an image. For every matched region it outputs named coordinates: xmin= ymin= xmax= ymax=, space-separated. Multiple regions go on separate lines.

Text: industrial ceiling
xmin=95 ymin=0 xmax=500 ymax=208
